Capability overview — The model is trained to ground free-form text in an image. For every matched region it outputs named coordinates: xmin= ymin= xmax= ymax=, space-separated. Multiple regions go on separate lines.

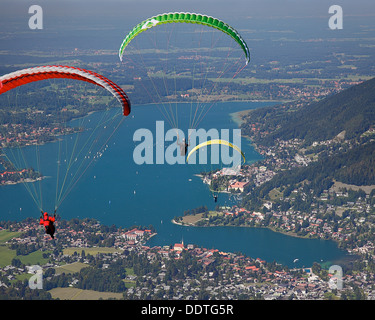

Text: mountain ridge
xmin=241 ymin=77 xmax=375 ymax=146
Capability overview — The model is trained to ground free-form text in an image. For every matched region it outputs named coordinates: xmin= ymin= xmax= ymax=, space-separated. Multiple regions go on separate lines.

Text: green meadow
xmin=0 ymin=230 xmax=49 ymax=267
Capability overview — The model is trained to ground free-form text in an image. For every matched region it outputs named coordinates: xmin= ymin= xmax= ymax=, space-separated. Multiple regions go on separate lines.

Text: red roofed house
xmin=228 ymin=181 xmax=249 ymax=192
xmin=123 ymin=228 xmax=146 ymax=241
xmin=174 ymin=243 xmax=184 ymax=252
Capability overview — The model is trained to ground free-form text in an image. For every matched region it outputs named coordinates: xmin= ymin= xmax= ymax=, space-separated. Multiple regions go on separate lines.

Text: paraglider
xmin=213 ymin=193 xmax=218 ymax=203
xmin=186 ymin=139 xmax=246 ymax=164
xmin=118 ymin=12 xmax=251 ymax=132
xmin=0 ymin=65 xmax=132 ymax=218
xmin=177 ymin=137 xmax=190 ymax=156
xmin=39 ymin=211 xmax=56 ymax=239
xmin=1 ymin=11 xmax=251 ymax=232
xmin=185 ymin=139 xmax=245 ymax=203
xmin=119 ymin=12 xmax=250 ymax=65
xmin=0 ymin=65 xmax=131 ymax=116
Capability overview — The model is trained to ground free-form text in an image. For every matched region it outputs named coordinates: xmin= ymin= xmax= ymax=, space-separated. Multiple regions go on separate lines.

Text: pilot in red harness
xmin=39 ymin=211 xmax=56 ymax=239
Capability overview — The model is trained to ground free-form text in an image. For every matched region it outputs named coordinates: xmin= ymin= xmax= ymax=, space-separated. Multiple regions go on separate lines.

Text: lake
xmin=0 ymin=101 xmax=352 ymax=267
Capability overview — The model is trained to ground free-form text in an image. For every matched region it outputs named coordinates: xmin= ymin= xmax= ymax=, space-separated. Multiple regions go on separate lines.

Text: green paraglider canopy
xmin=119 ymin=12 xmax=250 ymax=65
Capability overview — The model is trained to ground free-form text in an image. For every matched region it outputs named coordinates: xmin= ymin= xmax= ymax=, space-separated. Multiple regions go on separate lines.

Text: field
xmin=181 ymin=213 xmax=205 ymax=225
xmin=0 ymin=230 xmax=51 ymax=267
xmin=19 ymin=250 xmax=50 ymax=266
xmin=330 ymin=180 xmax=375 ymax=195
xmin=180 ymin=211 xmax=222 ymax=225
xmin=0 ymin=230 xmax=20 ymax=243
xmin=269 ymin=188 xmax=283 ymax=201
xmin=62 ymin=247 xmax=121 ymax=256
xmin=49 ymin=287 xmax=123 ymax=300
xmin=54 ymin=262 xmax=88 ymax=275
xmin=0 ymin=245 xmax=16 ymax=267
xmin=0 ymin=245 xmax=50 ymax=268
xmin=124 ymin=267 xmax=136 ymax=288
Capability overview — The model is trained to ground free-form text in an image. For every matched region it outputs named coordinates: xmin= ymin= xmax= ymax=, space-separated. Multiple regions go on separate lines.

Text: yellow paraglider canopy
xmin=186 ymin=139 xmax=245 ymax=164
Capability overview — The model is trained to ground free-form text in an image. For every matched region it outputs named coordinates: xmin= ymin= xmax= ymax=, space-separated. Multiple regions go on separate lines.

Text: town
xmin=183 ymin=129 xmax=375 ymax=259
xmin=0 ymin=217 xmax=373 ymax=300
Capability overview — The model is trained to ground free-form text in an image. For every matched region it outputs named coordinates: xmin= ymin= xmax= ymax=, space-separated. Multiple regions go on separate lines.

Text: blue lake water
xmin=0 ymin=101 xmax=352 ymax=267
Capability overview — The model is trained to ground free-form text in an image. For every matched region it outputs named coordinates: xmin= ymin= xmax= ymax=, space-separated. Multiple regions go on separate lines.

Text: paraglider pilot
xmin=39 ymin=211 xmax=56 ymax=239
xmin=177 ymin=137 xmax=190 ymax=156
xmin=213 ymin=194 xmax=218 ymax=203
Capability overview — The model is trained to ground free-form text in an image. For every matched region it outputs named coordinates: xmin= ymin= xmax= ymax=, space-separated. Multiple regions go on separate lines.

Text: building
xmin=123 ymin=228 xmax=149 ymax=241
xmin=174 ymin=243 xmax=184 ymax=252
xmin=228 ymin=181 xmax=249 ymax=192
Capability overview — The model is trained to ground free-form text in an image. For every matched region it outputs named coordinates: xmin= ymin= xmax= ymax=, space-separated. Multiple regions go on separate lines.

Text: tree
xmin=301 ymin=220 xmax=310 ymax=229
xmin=11 ymin=258 xmax=23 ymax=268
xmin=294 ymin=223 xmax=301 ymax=233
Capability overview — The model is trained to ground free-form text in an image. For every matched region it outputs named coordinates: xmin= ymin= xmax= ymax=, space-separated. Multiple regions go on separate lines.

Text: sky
xmin=0 ymin=0 xmax=373 ymax=66
xmin=0 ymin=0 xmax=373 ymax=41
xmin=1 ymin=0 xmax=375 ymax=21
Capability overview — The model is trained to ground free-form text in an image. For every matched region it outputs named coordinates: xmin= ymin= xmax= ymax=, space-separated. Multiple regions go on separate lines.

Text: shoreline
xmin=229 ymin=109 xmax=266 ymax=157
xmin=173 ymin=100 xmax=353 ymax=256
xmin=171 ymin=215 xmax=347 ymax=248
xmin=172 ymin=217 xmax=360 ymax=266
xmin=131 ymin=99 xmax=286 ymax=108
xmin=0 ymin=176 xmax=44 ymax=187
